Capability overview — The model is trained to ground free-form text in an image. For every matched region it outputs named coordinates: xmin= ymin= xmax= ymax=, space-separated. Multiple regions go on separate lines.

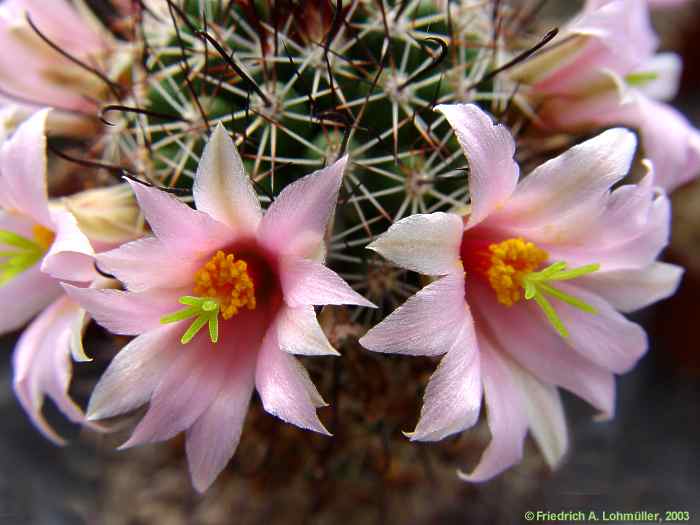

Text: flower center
xmin=461 ymin=235 xmax=601 ymax=339
xmin=0 ymin=225 xmax=55 ymax=285
xmin=486 ymin=238 xmax=549 ymax=307
xmin=32 ymin=224 xmax=56 ymax=251
xmin=160 ymin=250 xmax=258 ymax=345
xmin=193 ymin=250 xmax=256 ymax=319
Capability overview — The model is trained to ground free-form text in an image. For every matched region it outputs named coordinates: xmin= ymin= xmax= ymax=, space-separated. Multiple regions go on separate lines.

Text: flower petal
xmin=409 ymin=320 xmax=481 ymax=441
xmin=360 ymin=272 xmax=468 ymax=357
xmin=97 ymin=237 xmax=203 ymax=292
xmin=40 ymin=209 xmax=95 ymax=282
xmin=86 ymin=324 xmax=182 ymax=420
xmin=632 ymin=52 xmax=682 ymax=102
xmin=277 ymin=305 xmax=339 ymax=356
xmin=366 ymin=212 xmax=464 ymax=276
xmin=572 ymin=0 xmax=657 ymax=74
xmin=186 ymin=343 xmax=257 ymax=493
xmin=436 ymin=104 xmax=519 ymax=227
xmin=630 ymin=97 xmax=700 ymax=192
xmin=12 ymin=295 xmax=85 ymax=445
xmin=120 ymin=330 xmax=230 ymax=448
xmin=547 ymin=283 xmax=647 ymax=375
xmin=579 ymin=262 xmax=683 ymax=313
xmin=458 ymin=343 xmax=528 ymax=482
xmin=126 ymin=179 xmax=232 ymax=254
xmin=494 ymin=128 xmax=637 ymax=241
xmin=0 ymin=264 xmax=61 ymax=335
xmin=194 ymin=123 xmax=262 ymax=234
xmin=62 ymin=283 xmax=186 ymax=336
xmin=280 ymin=256 xmax=375 ymax=308
xmin=259 ymin=156 xmax=347 ymax=258
xmin=547 ymin=185 xmax=670 ymax=272
xmin=507 ymin=360 xmax=568 ymax=469
xmin=470 ymin=281 xmax=615 ymax=418
xmin=255 ymin=325 xmax=330 ymax=434
xmin=0 ymin=108 xmax=51 ymax=226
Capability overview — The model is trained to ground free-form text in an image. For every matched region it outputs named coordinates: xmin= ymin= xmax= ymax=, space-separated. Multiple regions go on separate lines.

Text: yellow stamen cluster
xmin=32 ymin=224 xmax=55 ymax=251
xmin=193 ymin=250 xmax=256 ymax=319
xmin=487 ymin=238 xmax=548 ymax=306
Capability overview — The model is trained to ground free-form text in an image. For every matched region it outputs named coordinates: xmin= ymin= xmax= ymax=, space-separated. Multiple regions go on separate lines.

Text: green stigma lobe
xmin=160 ymin=296 xmax=220 ymax=345
xmin=625 ymin=71 xmax=659 ymax=87
xmin=0 ymin=230 xmax=45 ymax=285
xmin=522 ymin=261 xmax=600 ymax=339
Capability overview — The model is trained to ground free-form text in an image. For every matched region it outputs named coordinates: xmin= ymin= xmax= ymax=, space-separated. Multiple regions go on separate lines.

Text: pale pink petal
xmin=572 ymin=0 xmax=657 ymax=75
xmin=276 ymin=305 xmax=339 ymax=356
xmin=492 ymin=128 xmax=637 ymax=241
xmin=120 ymin=331 xmax=229 ymax=448
xmin=458 ymin=344 xmax=528 ymax=482
xmin=126 ymin=179 xmax=232 ymax=254
xmin=255 ymin=325 xmax=330 ymax=434
xmin=86 ymin=324 xmax=182 ymax=420
xmin=40 ymin=209 xmax=95 ymax=282
xmin=194 ymin=123 xmax=262 ymax=235
xmin=12 ymin=295 xmax=84 ymax=445
xmin=0 ymin=108 xmax=51 ymax=226
xmin=574 ymin=172 xmax=656 ymax=252
xmin=0 ymin=264 xmax=61 ymax=335
xmin=0 ymin=208 xmax=34 ymax=236
xmin=0 ymin=1 xmax=103 ymax=111
xmin=545 ymin=283 xmax=647 ymax=374
xmin=579 ymin=262 xmax=683 ymax=313
xmin=507 ymin=361 xmax=568 ymax=469
xmin=360 ymin=272 xmax=468 ymax=357
xmin=280 ymin=256 xmax=375 ymax=308
xmin=435 ymin=104 xmax=518 ymax=227
xmin=259 ymin=156 xmax=347 ymax=257
xmin=409 ymin=320 xmax=481 ymax=441
xmin=186 ymin=360 xmax=255 ymax=493
xmin=633 ymin=53 xmax=681 ymax=101
xmin=647 ymin=0 xmax=689 ymax=8
xmin=546 ymin=92 xmax=700 ymax=192
xmin=366 ymin=212 xmax=464 ymax=276
xmin=470 ymin=282 xmax=615 ymax=418
xmin=97 ymin=237 xmax=203 ymax=292
xmin=546 ymin=186 xmax=670 ymax=271
xmin=62 ymin=284 xmax=186 ymax=336
xmin=629 ymin=97 xmax=700 ymax=192
xmin=3 ymin=0 xmax=103 ymax=53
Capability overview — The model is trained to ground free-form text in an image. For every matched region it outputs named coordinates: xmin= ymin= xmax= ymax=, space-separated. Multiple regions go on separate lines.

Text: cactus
xmin=68 ymin=0 xmax=547 ymax=307
xmin=11 ymin=0 xmax=569 ymax=519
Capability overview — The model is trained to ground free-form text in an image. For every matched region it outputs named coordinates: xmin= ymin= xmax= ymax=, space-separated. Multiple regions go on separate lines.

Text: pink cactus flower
xmin=513 ymin=0 xmax=700 ymax=191
xmin=0 ymin=0 xmax=110 ymax=112
xmin=64 ymin=124 xmax=374 ymax=492
xmin=359 ymin=104 xmax=682 ymax=481
xmin=0 ymin=109 xmax=98 ymax=443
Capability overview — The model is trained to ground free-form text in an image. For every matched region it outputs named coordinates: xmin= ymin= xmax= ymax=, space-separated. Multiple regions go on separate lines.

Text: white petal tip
xmin=192 ymin=481 xmax=211 ymax=494
xmin=85 ymin=411 xmax=101 ymax=422
xmin=593 ymin=411 xmax=613 ymax=422
xmin=456 ymin=469 xmax=470 ymax=482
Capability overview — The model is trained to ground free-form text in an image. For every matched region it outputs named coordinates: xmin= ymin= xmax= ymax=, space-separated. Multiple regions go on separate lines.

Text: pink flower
xmin=360 ymin=104 xmax=682 ymax=480
xmin=513 ymin=0 xmax=700 ymax=191
xmin=0 ymin=109 xmax=98 ymax=443
xmin=0 ymin=0 xmax=109 ymax=112
xmin=65 ymin=124 xmax=374 ymax=492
